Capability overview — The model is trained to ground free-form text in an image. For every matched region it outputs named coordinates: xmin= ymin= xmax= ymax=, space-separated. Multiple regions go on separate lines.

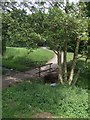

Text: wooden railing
xmin=36 ymin=63 xmax=53 ymax=77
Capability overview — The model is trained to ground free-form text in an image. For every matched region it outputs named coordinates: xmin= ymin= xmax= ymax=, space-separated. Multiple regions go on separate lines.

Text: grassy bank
xmin=2 ymin=47 xmax=74 ymax=72
xmin=2 ymin=47 xmax=54 ymax=71
xmin=2 ymin=80 xmax=89 ymax=118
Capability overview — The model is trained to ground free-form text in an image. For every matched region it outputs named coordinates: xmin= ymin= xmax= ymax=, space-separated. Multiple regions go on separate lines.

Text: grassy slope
xmin=2 ymin=48 xmax=74 ymax=72
xmin=2 ymin=47 xmax=54 ymax=71
xmin=2 ymin=80 xmax=89 ymax=118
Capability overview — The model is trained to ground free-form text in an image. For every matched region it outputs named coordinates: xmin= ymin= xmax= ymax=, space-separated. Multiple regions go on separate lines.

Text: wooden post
xmin=49 ymin=63 xmax=52 ymax=73
xmin=39 ymin=66 xmax=41 ymax=77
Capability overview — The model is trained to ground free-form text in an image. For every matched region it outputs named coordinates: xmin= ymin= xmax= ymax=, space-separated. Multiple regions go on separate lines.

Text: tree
xmin=85 ymin=1 xmax=90 ymax=61
xmin=1 ymin=1 xmax=88 ymax=85
xmin=42 ymin=1 xmax=88 ymax=85
xmin=1 ymin=2 xmax=43 ymax=54
xmin=2 ymin=11 xmax=11 ymax=55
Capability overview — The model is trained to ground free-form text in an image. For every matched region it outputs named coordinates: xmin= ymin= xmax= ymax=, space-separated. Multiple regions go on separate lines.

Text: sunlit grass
xmin=2 ymin=47 xmax=54 ymax=71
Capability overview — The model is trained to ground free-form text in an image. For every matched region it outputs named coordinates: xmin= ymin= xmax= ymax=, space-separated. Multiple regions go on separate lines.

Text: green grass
xmin=2 ymin=48 xmax=74 ymax=72
xmin=2 ymin=80 xmax=89 ymax=118
xmin=2 ymin=48 xmax=90 ymax=118
xmin=2 ymin=47 xmax=54 ymax=71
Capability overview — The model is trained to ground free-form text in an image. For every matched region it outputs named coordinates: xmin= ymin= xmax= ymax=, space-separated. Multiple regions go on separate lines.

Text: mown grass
xmin=2 ymin=47 xmax=54 ymax=71
xmin=2 ymin=79 xmax=89 ymax=118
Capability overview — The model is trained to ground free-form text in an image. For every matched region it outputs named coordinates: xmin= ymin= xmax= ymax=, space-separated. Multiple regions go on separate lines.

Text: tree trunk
xmin=57 ymin=51 xmax=63 ymax=84
xmin=61 ymin=51 xmax=64 ymax=63
xmin=68 ymin=37 xmax=80 ymax=85
xmin=63 ymin=39 xmax=67 ymax=82
xmin=62 ymin=0 xmax=68 ymax=83
xmin=73 ymin=68 xmax=81 ymax=85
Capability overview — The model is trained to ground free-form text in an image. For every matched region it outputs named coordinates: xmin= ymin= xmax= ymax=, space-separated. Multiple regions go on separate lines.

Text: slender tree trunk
xmin=73 ymin=68 xmax=81 ymax=85
xmin=63 ymin=38 xmax=67 ymax=82
xmin=62 ymin=0 xmax=68 ymax=83
xmin=73 ymin=51 xmax=89 ymax=85
xmin=68 ymin=37 xmax=80 ymax=85
xmin=61 ymin=51 xmax=64 ymax=63
xmin=57 ymin=51 xmax=64 ymax=84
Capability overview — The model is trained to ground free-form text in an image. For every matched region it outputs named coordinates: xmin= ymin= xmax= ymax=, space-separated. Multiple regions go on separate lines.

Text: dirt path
xmin=2 ymin=52 xmax=58 ymax=89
